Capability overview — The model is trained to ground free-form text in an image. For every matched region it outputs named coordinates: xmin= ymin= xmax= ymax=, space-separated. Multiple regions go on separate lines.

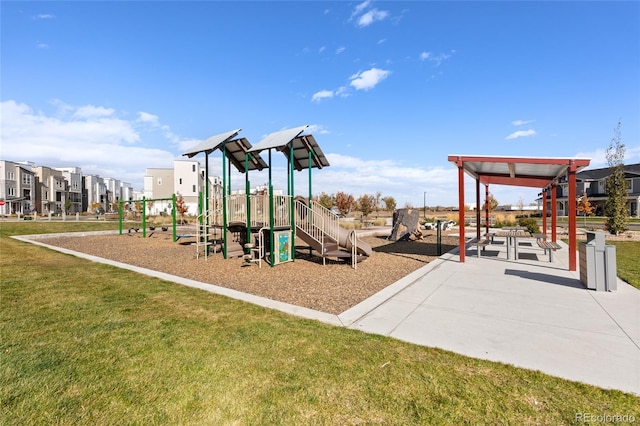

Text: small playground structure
xmin=183 ymin=126 xmax=372 ymax=268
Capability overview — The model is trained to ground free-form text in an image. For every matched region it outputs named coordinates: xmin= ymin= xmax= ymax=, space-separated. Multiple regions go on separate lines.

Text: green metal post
xmin=118 ymin=200 xmax=123 ymax=235
xmin=198 ymin=191 xmax=203 ymax=229
xmin=289 ymin=141 xmax=295 ymax=261
xmin=172 ymin=194 xmax=177 ymax=242
xmin=308 ymin=151 xmax=312 ymax=204
xmin=268 ymin=149 xmax=274 ymax=267
xmin=222 ymin=146 xmax=228 ymax=259
xmin=205 ymin=153 xmax=210 ymax=255
xmin=142 ymin=196 xmax=146 ymax=238
xmin=245 ymin=154 xmax=251 ymax=248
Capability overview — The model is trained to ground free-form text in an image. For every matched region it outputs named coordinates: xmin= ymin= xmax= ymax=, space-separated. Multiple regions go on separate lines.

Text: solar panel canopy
xmin=279 ymin=134 xmax=330 ymax=171
xmin=183 ymin=128 xmax=241 ymax=158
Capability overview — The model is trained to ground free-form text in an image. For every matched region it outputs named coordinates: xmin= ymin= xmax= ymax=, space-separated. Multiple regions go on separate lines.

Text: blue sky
xmin=2 ymin=1 xmax=639 ymax=207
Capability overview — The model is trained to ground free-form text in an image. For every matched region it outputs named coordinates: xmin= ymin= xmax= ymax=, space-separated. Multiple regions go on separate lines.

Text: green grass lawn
xmin=1 ymin=222 xmax=638 ymax=424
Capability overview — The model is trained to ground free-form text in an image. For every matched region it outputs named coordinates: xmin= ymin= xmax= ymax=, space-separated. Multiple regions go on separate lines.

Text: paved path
xmin=340 ymin=235 xmax=640 ymax=395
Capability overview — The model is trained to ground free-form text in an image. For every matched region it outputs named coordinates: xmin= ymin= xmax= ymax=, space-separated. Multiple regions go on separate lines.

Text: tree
xmin=375 ymin=191 xmax=382 ymax=217
xmin=481 ymin=195 xmax=499 ymax=212
xmin=317 ymin=192 xmax=334 ymax=210
xmin=334 ymin=192 xmax=354 ymax=217
xmin=64 ymin=198 xmax=72 ymax=215
xmin=356 ymin=194 xmax=376 ymax=220
xmin=604 ymin=121 xmax=628 ymax=235
xmin=516 ymin=197 xmax=524 ymax=212
xmin=382 ymin=196 xmax=396 ymax=213
xmin=577 ymin=191 xmax=594 ymax=227
xmin=176 ymin=192 xmax=189 ymax=225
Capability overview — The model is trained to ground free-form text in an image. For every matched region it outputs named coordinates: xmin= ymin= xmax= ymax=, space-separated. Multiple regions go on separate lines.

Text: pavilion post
xmin=475 ymin=178 xmax=481 ymax=240
xmin=456 ymin=158 xmax=465 ymax=263
xmin=542 ymin=189 xmax=547 ymax=237
xmin=551 ymin=183 xmax=557 ymax=242
xmin=568 ymin=161 xmax=577 ymax=271
xmin=485 ymin=184 xmax=490 ymax=235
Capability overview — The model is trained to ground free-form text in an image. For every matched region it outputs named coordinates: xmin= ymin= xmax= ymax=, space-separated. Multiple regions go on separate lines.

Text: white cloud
xmin=0 ymin=100 xmax=183 ymax=189
xmin=319 ymin=46 xmax=326 ymax=54
xmin=35 ymin=14 xmax=55 ymax=19
xmin=351 ymin=1 xmax=371 ymax=19
xmin=311 ymin=90 xmax=334 ymax=102
xmin=505 ymin=129 xmax=536 ymax=140
xmin=306 ymin=124 xmax=330 ymax=135
xmin=357 ymin=9 xmax=389 ymax=27
xmin=73 ymin=105 xmax=115 ymax=118
xmin=349 ymin=67 xmax=391 ymax=91
xmin=36 ymin=43 xmax=49 ymax=49
xmin=420 ymin=51 xmax=453 ymax=66
xmin=336 ymin=46 xmax=346 ymax=55
xmin=512 ymin=119 xmax=535 ymax=126
xmin=137 ymin=111 xmax=160 ymax=124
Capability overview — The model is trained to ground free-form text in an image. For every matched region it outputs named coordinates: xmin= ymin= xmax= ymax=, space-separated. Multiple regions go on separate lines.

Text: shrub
xmin=518 ymin=217 xmax=540 ymax=234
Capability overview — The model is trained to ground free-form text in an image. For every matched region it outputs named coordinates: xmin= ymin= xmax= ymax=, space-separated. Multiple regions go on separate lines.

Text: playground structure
xmin=183 ymin=126 xmax=372 ymax=268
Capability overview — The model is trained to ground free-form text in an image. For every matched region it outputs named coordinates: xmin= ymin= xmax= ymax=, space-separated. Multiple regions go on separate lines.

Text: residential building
xmin=103 ymin=177 xmax=121 ymax=212
xmin=0 ymin=160 xmax=36 ymax=215
xmin=550 ymin=163 xmax=640 ymax=217
xmin=56 ymin=167 xmax=83 ymax=214
xmin=32 ymin=165 xmax=67 ymax=215
xmin=82 ymin=174 xmax=107 ymax=213
xmin=143 ymin=160 xmax=204 ymax=215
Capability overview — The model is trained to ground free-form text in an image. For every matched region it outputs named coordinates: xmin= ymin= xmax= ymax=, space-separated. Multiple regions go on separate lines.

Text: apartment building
xmin=32 ymin=165 xmax=67 ymax=215
xmin=143 ymin=160 xmax=204 ymax=216
xmin=56 ymin=167 xmax=83 ymax=214
xmin=82 ymin=174 xmax=107 ymax=213
xmin=0 ymin=160 xmax=36 ymax=215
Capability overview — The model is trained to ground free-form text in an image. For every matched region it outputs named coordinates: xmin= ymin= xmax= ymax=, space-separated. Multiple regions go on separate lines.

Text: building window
xmin=192 ymin=164 xmax=196 ymax=172
xmin=179 ymin=178 xmax=182 ymax=185
xmin=158 ymin=178 xmax=162 ymax=185
xmin=22 ymin=174 xmax=32 ymax=185
xmin=192 ymin=185 xmax=196 ymax=192
xmin=8 ymin=187 xmax=15 ymax=196
xmin=7 ymin=171 xmax=14 ymax=180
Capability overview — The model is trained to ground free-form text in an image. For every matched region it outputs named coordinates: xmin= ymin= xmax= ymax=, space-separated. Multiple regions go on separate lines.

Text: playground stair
xmin=294 ymin=199 xmax=371 ymax=267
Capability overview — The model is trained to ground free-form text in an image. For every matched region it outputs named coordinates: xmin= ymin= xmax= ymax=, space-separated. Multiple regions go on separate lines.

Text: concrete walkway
xmin=340 ymin=234 xmax=640 ymax=395
xmin=16 ymin=230 xmax=640 ymax=395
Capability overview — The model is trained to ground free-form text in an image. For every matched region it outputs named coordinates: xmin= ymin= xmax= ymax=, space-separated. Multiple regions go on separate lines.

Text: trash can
xmin=579 ymin=231 xmax=617 ymax=291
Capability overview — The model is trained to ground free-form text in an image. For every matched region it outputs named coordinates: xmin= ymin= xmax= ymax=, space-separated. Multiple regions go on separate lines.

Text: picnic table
xmin=495 ymin=230 xmax=531 ymax=260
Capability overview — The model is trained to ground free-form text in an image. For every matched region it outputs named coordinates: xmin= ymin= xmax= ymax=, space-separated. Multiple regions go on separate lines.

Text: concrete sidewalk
xmin=340 ymin=235 xmax=640 ymax=395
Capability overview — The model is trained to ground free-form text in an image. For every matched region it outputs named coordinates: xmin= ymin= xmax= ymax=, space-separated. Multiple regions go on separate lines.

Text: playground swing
xmin=118 ymin=195 xmax=178 ymax=241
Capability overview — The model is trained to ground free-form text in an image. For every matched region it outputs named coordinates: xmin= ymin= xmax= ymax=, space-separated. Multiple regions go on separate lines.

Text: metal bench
xmin=537 ymin=240 xmax=562 ymax=262
xmin=470 ymin=238 xmax=492 ymax=257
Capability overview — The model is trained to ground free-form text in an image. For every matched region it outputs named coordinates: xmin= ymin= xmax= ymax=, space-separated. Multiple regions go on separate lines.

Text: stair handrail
xmin=294 ymin=199 xmax=341 ymax=251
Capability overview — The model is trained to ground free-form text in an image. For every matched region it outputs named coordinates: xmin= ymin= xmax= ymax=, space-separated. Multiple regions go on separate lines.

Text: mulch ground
xmin=41 ymin=228 xmax=459 ymax=315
